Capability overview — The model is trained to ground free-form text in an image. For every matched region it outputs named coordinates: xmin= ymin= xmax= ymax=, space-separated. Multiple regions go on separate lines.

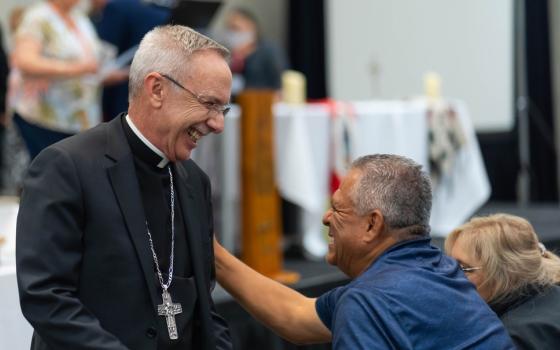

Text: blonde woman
xmin=446 ymin=214 xmax=560 ymax=350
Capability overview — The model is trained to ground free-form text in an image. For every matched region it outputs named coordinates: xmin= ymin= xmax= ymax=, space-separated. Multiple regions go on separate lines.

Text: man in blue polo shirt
xmin=214 ymin=154 xmax=514 ymax=349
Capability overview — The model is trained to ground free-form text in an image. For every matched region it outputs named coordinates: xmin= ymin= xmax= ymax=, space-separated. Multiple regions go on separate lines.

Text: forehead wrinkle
xmin=199 ymin=93 xmax=229 ymax=106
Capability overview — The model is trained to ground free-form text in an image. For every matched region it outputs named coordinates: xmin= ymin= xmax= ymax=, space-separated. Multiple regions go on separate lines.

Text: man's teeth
xmin=188 ymin=128 xmax=201 ymax=142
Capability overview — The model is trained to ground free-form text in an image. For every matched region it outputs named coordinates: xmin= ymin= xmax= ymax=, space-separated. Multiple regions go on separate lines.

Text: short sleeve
xmin=15 ymin=8 xmax=48 ymax=43
xmin=331 ymin=289 xmax=411 ymax=350
xmin=315 ymin=286 xmax=345 ymax=330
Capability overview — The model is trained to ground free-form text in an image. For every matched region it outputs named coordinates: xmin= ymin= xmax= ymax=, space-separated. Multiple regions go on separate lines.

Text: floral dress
xmin=11 ymin=2 xmax=102 ymax=134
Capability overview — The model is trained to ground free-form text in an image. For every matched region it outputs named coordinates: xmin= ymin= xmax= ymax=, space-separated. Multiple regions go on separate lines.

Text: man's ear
xmin=144 ymin=72 xmax=164 ymax=108
xmin=364 ymin=209 xmax=384 ymax=243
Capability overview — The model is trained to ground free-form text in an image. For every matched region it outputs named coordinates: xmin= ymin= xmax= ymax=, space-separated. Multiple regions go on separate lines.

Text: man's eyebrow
xmin=199 ymin=94 xmax=229 ymax=105
xmin=330 ymin=199 xmax=338 ymax=210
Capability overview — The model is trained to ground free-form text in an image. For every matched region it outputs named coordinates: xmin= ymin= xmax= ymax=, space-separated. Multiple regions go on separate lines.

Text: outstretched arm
xmin=213 ymin=239 xmax=331 ymax=345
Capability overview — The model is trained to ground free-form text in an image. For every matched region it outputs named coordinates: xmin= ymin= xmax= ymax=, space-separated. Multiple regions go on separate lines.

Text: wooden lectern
xmin=238 ymin=90 xmax=300 ymax=284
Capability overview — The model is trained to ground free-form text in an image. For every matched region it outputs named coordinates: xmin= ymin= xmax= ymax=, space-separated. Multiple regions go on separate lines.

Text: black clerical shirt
xmin=122 ymin=116 xmax=192 ymax=278
xmin=122 ymin=116 xmax=196 ymax=348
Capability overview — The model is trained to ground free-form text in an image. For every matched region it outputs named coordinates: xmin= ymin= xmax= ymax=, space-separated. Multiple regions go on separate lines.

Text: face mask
xmin=223 ymin=30 xmax=255 ymax=49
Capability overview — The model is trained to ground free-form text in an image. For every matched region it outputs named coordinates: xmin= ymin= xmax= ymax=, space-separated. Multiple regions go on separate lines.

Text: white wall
xmin=327 ymin=0 xmax=514 ymax=132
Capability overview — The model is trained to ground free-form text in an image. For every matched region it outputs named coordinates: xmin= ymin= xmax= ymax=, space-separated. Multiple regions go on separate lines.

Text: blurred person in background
xmin=222 ymin=7 xmax=287 ymax=94
xmin=11 ymin=0 xmax=116 ymax=159
xmin=446 ymin=214 xmax=560 ymax=350
xmin=0 ymin=25 xmax=9 ymax=189
xmin=0 ymin=7 xmax=29 ymax=195
xmin=90 ymin=0 xmax=170 ymax=121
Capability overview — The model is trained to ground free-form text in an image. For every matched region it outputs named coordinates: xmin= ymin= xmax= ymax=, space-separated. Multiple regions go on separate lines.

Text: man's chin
xmin=175 ymin=149 xmax=192 ymax=162
xmin=325 ymin=253 xmax=336 ymax=266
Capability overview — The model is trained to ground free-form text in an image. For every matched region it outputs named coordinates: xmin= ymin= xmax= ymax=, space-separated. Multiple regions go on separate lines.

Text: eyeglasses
xmin=459 ymin=264 xmax=482 ymax=273
xmin=159 ymin=73 xmax=231 ymax=117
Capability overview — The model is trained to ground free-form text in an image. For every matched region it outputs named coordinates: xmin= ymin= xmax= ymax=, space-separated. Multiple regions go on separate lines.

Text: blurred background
xmin=1 ymin=0 xmax=560 ymax=349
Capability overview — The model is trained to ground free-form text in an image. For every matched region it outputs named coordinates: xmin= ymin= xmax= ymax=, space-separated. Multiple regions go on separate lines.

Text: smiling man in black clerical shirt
xmin=16 ymin=25 xmax=233 ymax=350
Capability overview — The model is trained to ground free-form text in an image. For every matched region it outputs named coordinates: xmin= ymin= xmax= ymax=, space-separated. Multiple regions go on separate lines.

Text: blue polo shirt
xmin=316 ymin=237 xmax=514 ymax=349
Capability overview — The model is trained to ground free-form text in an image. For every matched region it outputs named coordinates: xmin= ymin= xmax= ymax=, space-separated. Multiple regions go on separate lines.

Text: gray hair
xmin=128 ymin=25 xmax=230 ymax=101
xmin=350 ymin=154 xmax=432 ymax=234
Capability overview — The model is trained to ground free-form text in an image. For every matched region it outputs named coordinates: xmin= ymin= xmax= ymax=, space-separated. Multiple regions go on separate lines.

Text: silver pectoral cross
xmin=157 ymin=289 xmax=183 ymax=340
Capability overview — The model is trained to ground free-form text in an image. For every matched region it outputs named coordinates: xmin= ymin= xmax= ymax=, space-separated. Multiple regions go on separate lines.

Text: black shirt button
xmin=146 ymin=327 xmax=157 ymax=339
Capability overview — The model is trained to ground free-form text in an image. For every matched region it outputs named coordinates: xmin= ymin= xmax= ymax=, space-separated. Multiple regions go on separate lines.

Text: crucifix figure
xmin=157 ymin=289 xmax=183 ymax=340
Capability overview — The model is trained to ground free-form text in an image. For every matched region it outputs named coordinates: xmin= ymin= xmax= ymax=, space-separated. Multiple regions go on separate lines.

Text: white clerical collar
xmin=125 ymin=114 xmax=169 ymax=168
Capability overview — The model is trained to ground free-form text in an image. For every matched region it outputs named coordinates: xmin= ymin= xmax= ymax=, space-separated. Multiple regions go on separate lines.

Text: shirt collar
xmin=361 ymin=236 xmax=432 ymax=276
xmin=125 ymin=114 xmax=169 ymax=168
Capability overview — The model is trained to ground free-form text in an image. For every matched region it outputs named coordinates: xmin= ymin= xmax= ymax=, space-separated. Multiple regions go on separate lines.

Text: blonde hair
xmin=445 ymin=213 xmax=560 ymax=306
xmin=129 ymin=25 xmax=230 ymax=101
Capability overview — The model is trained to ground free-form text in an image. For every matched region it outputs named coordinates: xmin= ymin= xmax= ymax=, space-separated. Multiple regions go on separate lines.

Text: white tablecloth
xmin=193 ymin=99 xmax=490 ymax=258
xmin=0 ymin=265 xmax=32 ymax=349
xmin=0 ymin=198 xmax=32 ymax=349
xmin=0 ymin=197 xmax=18 ymax=266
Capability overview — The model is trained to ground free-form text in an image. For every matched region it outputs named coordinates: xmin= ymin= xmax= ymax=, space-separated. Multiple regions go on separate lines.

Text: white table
xmin=0 ymin=197 xmax=18 ymax=267
xmin=0 ymin=265 xmax=33 ymax=349
xmin=193 ymin=99 xmax=490 ymax=258
xmin=0 ymin=198 xmax=32 ymax=349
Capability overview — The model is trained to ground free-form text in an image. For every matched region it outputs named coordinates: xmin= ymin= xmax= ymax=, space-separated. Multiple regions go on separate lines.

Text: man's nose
xmin=208 ymin=113 xmax=225 ymax=134
xmin=322 ymin=209 xmax=332 ymax=226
